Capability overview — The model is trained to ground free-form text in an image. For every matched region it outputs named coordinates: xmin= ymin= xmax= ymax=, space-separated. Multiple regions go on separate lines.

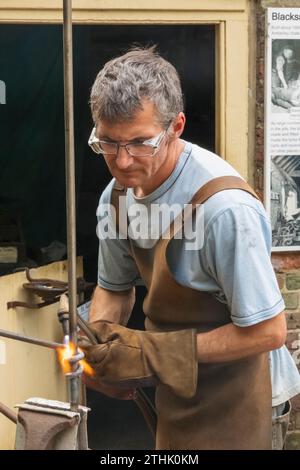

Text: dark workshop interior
xmin=0 ymin=23 xmax=215 ymax=449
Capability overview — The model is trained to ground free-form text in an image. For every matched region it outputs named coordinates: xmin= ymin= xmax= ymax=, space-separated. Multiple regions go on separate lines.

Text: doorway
xmin=0 ymin=23 xmax=215 ymax=448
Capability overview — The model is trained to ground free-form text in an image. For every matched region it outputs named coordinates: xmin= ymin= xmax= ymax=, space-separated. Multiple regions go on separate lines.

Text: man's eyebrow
xmin=98 ymin=134 xmax=154 ymax=142
xmin=98 ymin=134 xmax=115 ymax=141
xmin=131 ymin=135 xmax=154 ymax=142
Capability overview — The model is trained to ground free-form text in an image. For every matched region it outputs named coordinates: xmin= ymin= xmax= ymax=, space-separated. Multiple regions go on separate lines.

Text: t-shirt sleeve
xmin=96 ymin=182 xmax=142 ymax=291
xmin=97 ymin=237 xmax=142 ymax=291
xmin=203 ymin=204 xmax=285 ymax=327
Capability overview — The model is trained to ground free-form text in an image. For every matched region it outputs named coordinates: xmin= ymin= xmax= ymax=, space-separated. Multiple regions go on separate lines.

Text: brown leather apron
xmin=112 ymin=175 xmax=272 ymax=450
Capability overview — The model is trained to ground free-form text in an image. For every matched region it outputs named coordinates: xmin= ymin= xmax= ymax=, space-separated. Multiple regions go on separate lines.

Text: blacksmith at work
xmin=79 ymin=47 xmax=300 ymax=450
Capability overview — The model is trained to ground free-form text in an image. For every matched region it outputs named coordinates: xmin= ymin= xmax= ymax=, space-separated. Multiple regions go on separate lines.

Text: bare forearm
xmin=278 ymin=70 xmax=288 ymax=88
xmin=89 ymin=285 xmax=135 ymax=325
xmin=196 ymin=312 xmax=286 ymax=363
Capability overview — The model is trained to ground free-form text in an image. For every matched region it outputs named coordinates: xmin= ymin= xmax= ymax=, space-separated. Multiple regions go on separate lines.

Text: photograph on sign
xmin=265 ymin=8 xmax=300 ymax=250
xmin=271 ymin=39 xmax=300 ymax=114
xmin=271 ymin=154 xmax=300 ymax=247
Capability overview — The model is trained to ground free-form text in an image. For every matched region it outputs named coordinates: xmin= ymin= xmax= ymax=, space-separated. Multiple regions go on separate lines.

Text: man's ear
xmin=170 ymin=112 xmax=186 ymax=140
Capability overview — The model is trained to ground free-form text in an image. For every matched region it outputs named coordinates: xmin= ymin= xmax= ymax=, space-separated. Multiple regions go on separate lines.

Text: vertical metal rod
xmin=63 ymin=0 xmax=79 ymax=411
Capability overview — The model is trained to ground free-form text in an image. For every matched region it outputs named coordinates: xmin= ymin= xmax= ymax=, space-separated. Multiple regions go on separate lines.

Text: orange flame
xmin=57 ymin=342 xmax=94 ymax=376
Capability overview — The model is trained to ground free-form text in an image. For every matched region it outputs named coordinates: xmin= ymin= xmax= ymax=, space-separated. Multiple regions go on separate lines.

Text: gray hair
xmin=90 ymin=46 xmax=184 ymax=128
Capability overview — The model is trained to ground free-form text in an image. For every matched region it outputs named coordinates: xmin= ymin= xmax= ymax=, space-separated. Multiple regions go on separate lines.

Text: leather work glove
xmin=82 ymin=373 xmax=137 ymax=401
xmin=78 ymin=321 xmax=198 ymax=399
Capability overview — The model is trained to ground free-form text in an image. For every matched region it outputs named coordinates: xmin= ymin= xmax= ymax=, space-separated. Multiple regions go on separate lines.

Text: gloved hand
xmin=82 ymin=373 xmax=137 ymax=401
xmin=78 ymin=320 xmax=198 ymax=399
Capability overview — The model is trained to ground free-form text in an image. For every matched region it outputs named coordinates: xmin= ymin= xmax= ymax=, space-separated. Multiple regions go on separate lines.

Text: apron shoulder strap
xmin=111 ymin=176 xmax=259 ymax=209
xmin=190 ymin=175 xmax=260 ymax=206
xmin=110 ymin=175 xmax=260 ymax=242
xmin=110 ymin=180 xmax=128 ymax=237
xmin=161 ymin=175 xmax=260 ymax=242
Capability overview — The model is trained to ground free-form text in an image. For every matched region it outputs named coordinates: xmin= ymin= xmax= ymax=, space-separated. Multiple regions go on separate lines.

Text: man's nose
xmin=115 ymin=146 xmax=134 ymax=170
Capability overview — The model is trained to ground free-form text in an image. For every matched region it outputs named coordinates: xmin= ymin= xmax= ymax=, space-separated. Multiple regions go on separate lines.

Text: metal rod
xmin=63 ymin=0 xmax=79 ymax=411
xmin=0 ymin=401 xmax=17 ymax=424
xmin=0 ymin=328 xmax=64 ymax=350
xmin=77 ymin=315 xmax=98 ymax=345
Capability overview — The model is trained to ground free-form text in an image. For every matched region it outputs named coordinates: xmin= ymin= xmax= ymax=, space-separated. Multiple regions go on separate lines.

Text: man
xmin=272 ymin=45 xmax=300 ymax=109
xmin=272 ymin=45 xmax=300 ymax=89
xmin=81 ymin=47 xmax=300 ymax=450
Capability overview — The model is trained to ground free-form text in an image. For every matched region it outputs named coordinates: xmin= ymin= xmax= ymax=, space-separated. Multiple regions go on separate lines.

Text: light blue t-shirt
xmin=96 ymin=141 xmax=300 ymax=406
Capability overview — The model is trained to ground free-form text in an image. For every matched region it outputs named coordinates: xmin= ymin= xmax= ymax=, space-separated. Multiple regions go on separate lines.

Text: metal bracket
xmin=7 ymin=268 xmax=94 ymax=310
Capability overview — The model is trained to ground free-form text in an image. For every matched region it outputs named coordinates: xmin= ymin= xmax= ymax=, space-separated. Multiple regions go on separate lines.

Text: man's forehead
xmin=95 ymin=100 xmax=162 ymax=138
xmin=96 ymin=118 xmax=162 ymax=141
